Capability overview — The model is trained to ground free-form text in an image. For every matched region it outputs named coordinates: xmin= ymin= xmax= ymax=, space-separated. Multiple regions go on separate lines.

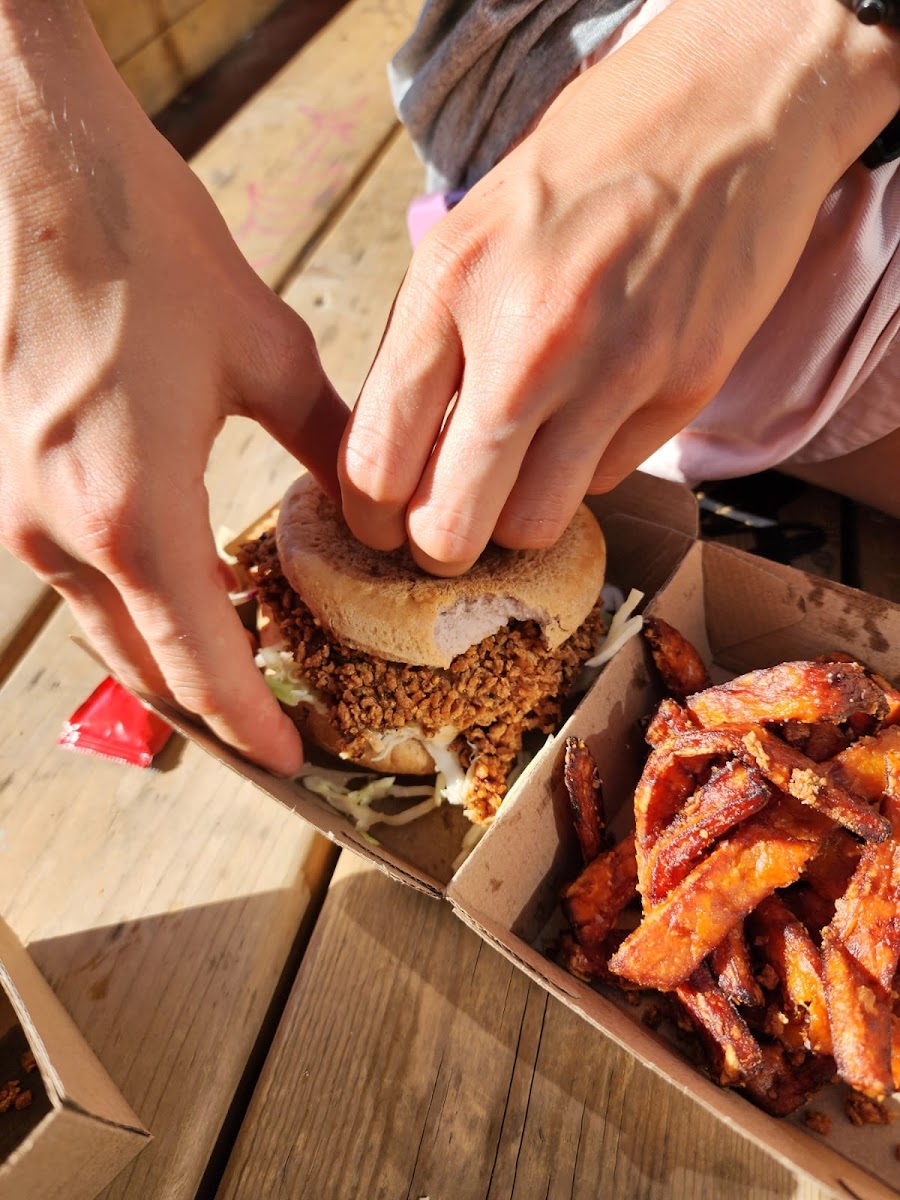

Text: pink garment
xmin=589 ymin=0 xmax=900 ymax=485
xmin=408 ymin=0 xmax=900 ymax=485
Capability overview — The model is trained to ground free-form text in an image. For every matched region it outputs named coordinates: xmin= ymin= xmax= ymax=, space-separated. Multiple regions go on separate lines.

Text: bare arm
xmin=0 ymin=1 xmax=349 ymax=771
xmin=340 ymin=0 xmax=900 ymax=573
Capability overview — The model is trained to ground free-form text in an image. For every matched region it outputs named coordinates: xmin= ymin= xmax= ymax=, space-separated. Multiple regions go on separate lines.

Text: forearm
xmin=670 ymin=0 xmax=900 ymax=177
xmin=0 ymin=0 xmax=142 ymax=209
xmin=542 ymin=0 xmax=900 ymax=211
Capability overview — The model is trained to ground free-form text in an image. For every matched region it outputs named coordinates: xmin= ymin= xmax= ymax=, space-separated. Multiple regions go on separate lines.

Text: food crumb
xmin=0 ymin=1081 xmax=21 ymax=1113
xmin=13 ymin=1091 xmax=31 ymax=1111
xmin=19 ymin=1050 xmax=35 ymax=1075
xmin=845 ymin=1091 xmax=896 ymax=1126
xmin=788 ymin=768 xmax=824 ymax=805
xmin=623 ymin=991 xmax=641 ymax=1007
xmin=742 ymin=731 xmax=770 ymax=770
xmin=804 ymin=1109 xmax=831 ymax=1136
xmin=642 ymin=1004 xmax=664 ymax=1030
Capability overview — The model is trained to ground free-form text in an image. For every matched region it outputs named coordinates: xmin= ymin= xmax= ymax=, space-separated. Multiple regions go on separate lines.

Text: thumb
xmin=242 ymin=297 xmax=350 ymax=502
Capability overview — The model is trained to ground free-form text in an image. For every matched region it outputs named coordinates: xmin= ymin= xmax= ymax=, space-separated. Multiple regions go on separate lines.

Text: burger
xmin=238 ymin=474 xmax=612 ymax=827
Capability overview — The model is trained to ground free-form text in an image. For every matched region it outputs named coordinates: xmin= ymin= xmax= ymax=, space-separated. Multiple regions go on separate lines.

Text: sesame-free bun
xmin=274 ymin=474 xmax=606 ymax=668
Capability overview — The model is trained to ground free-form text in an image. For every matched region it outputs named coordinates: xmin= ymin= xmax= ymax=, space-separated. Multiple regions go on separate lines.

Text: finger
xmin=340 ymin=276 xmax=464 ymax=551
xmin=50 ymin=561 xmax=172 ymax=699
xmin=241 ymin=304 xmax=350 ymax=504
xmin=491 ymin=400 xmax=617 ymax=550
xmin=110 ymin=489 xmax=304 ymax=776
xmin=404 ymin=372 xmax=545 ymax=574
xmin=586 ymin=397 xmax=710 ymax=494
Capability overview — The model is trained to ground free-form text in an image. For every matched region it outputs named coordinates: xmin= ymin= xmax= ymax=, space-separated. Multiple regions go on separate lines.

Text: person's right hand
xmin=0 ymin=4 xmax=347 ymax=774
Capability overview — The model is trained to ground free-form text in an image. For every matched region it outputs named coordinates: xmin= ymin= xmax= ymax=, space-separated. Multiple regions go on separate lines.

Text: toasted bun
xmin=275 ymin=474 xmax=606 ymax=668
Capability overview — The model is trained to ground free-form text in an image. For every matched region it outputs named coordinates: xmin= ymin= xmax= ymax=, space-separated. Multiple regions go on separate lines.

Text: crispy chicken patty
xmin=241 ymin=530 xmax=606 ymax=823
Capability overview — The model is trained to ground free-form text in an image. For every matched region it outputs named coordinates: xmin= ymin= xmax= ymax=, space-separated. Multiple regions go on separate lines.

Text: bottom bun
xmin=290 ymin=703 xmax=440 ymax=776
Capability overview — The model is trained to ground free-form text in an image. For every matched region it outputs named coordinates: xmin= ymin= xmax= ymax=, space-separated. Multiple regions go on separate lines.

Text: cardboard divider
xmin=448 ymin=540 xmax=900 ymax=1200
xmin=0 ymin=917 xmax=149 ymax=1198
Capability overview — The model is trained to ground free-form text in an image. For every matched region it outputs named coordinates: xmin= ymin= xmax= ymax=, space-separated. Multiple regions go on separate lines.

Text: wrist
xmin=669 ymin=0 xmax=900 ymax=177
xmin=0 ymin=1 xmax=139 ymax=198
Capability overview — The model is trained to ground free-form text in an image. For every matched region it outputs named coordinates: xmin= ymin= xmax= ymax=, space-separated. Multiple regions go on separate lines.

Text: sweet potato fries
xmin=558 ymin=617 xmax=900 ymax=1118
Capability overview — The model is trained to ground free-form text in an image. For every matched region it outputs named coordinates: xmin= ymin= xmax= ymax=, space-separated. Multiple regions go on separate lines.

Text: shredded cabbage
xmin=451 ymin=822 xmax=489 ymax=872
xmin=585 ymin=587 xmax=645 ymax=670
xmin=301 ymin=773 xmax=441 ymax=836
xmin=366 ymin=725 xmax=475 ymax=808
xmin=255 ymin=644 xmax=322 ymax=708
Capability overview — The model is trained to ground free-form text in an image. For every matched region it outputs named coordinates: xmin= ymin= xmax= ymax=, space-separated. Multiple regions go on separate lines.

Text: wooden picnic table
xmin=1 ymin=3 xmax=898 ymax=1198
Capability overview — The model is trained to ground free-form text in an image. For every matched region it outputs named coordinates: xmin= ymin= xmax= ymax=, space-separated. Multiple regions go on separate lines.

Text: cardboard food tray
xmin=447 ymin=537 xmax=900 ymax=1200
xmin=0 ymin=917 xmax=149 ymax=1200
xmin=140 ymin=469 xmax=697 ymax=896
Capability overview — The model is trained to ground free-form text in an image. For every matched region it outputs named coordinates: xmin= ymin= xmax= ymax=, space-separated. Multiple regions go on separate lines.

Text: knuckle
xmin=340 ymin=425 xmax=411 ymax=508
xmin=409 ymin=505 xmax=485 ymax=567
xmin=494 ymin=504 xmax=570 ymax=551
xmin=72 ymin=493 xmax=147 ymax=578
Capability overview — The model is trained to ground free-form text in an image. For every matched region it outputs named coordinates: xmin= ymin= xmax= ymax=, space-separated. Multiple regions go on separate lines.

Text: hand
xmin=0 ymin=8 xmax=347 ymax=773
xmin=340 ymin=0 xmax=900 ymax=575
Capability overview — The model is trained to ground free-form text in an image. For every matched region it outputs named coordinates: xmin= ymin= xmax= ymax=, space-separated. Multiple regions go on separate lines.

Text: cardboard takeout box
xmin=448 ymin=537 xmax=900 ymax=1200
xmin=134 ymin=467 xmax=900 ymax=1198
xmin=0 ymin=917 xmax=149 ymax=1200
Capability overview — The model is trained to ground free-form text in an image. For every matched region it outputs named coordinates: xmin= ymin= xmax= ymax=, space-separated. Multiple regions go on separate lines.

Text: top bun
xmin=275 ymin=474 xmax=606 ymax=668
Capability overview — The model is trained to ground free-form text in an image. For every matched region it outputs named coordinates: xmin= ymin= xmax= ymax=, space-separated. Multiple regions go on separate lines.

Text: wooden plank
xmin=0 ymin=549 xmax=57 ymax=687
xmin=851 ymin=503 xmax=900 ymax=603
xmin=86 ymin=0 xmax=202 ymax=67
xmin=216 ymin=855 xmax=829 ymax=1200
xmin=190 ymin=0 xmax=420 ymax=289
xmin=118 ymin=0 xmax=286 ymax=117
xmin=0 ymin=605 xmax=338 ymax=1200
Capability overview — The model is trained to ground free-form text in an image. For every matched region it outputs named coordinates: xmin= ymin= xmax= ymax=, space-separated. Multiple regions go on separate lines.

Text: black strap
xmin=862 ymin=111 xmax=900 ymax=166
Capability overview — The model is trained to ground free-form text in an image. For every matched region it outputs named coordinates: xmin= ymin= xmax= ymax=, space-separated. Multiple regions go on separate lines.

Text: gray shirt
xmin=390 ymin=0 xmax=641 ymax=191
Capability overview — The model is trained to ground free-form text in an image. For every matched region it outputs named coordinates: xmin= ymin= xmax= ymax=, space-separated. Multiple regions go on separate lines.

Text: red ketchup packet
xmin=58 ymin=676 xmax=173 ymax=768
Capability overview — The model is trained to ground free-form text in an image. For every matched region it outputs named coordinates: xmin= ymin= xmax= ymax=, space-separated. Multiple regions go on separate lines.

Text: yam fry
xmin=830 ymin=725 xmax=900 ymax=805
xmin=645 ymin=698 xmax=697 ymax=747
xmin=646 ymin=760 xmax=775 ymax=905
xmin=802 ymin=829 xmax=863 ymax=902
xmin=828 ymin=840 xmax=900 ymax=991
xmin=673 ymin=964 xmax=763 ymax=1086
xmin=709 ymin=920 xmax=763 ymax=1009
xmin=643 ymin=617 xmax=712 ymax=700
xmin=563 ymin=737 xmax=605 ymax=865
xmin=781 ymin=884 xmax=835 ymax=937
xmin=821 ymin=929 xmax=894 ymax=1101
xmin=562 ymin=834 xmax=637 ymax=949
xmin=739 ymin=725 xmax=890 ymax=843
xmin=780 ymin=720 xmax=850 ymax=763
xmin=610 ymin=795 xmax=830 ymax=992
xmin=634 ymin=728 xmax=747 ymax=895
xmin=818 ymin=652 xmax=900 ymax=727
xmin=556 ymin=931 xmax=640 ymax=991
xmin=741 ymin=1043 xmax=836 ymax=1118
xmin=687 ymin=661 xmax=888 ymax=730
xmin=748 ymin=896 xmax=832 ymax=1056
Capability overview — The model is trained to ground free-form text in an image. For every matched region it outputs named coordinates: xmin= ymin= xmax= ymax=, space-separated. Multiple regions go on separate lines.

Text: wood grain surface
xmin=216 ymin=855 xmax=829 ymax=1200
xmin=191 ymin=0 xmax=421 ymax=291
xmin=0 ymin=602 xmax=338 ymax=1200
